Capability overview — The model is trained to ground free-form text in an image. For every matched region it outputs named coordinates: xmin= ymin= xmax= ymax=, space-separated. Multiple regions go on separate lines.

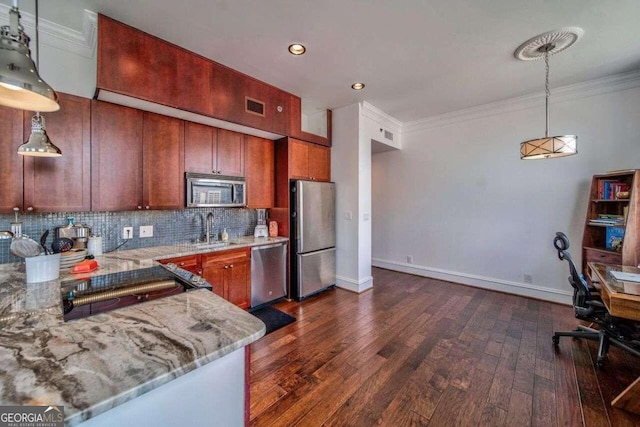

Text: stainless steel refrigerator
xmin=290 ymin=180 xmax=336 ymax=300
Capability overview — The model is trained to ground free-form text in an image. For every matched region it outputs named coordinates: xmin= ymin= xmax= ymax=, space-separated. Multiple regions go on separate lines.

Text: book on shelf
xmin=589 ymin=213 xmax=625 ymax=226
xmin=606 ymin=226 xmax=625 ymax=251
xmin=597 ymin=179 xmax=630 ymax=199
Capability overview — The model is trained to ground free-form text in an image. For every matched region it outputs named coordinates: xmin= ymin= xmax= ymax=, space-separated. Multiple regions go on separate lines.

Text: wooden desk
xmin=588 ymin=262 xmax=640 ymax=414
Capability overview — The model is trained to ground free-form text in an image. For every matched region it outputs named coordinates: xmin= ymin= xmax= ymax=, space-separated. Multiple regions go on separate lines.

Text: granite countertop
xmin=0 ymin=236 xmax=283 ymax=425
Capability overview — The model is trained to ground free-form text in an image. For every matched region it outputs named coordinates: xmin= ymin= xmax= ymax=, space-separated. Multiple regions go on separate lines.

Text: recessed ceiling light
xmin=351 ymin=83 xmax=365 ymax=90
xmin=288 ymin=43 xmax=306 ymax=55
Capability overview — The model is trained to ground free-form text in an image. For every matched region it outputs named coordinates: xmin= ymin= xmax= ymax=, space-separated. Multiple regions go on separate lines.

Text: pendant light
xmin=0 ymin=0 xmax=59 ymax=112
xmin=16 ymin=0 xmax=61 ymax=157
xmin=515 ymin=28 xmax=583 ymax=160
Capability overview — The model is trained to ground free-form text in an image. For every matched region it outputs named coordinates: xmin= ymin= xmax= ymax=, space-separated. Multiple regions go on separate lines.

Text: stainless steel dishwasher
xmin=251 ymin=242 xmax=287 ymax=307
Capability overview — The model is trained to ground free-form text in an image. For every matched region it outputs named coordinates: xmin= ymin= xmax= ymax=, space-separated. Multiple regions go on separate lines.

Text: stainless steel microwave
xmin=186 ymin=173 xmax=246 ymax=208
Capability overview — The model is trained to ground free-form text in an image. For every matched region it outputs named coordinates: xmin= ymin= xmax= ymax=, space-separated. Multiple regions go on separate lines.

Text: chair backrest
xmin=554 ymin=232 xmax=594 ymax=315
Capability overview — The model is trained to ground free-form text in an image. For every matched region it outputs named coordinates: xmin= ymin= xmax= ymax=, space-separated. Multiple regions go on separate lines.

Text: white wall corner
xmin=371 ymin=258 xmax=573 ymax=305
xmin=335 ymin=275 xmax=374 ymax=294
xmin=402 ymin=69 xmax=640 ymax=134
xmin=361 ymin=101 xmax=403 ymax=134
xmin=0 ymin=4 xmax=97 ymax=58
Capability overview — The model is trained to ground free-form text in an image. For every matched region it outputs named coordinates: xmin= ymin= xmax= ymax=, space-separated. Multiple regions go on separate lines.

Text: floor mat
xmin=249 ymin=306 xmax=296 ymax=335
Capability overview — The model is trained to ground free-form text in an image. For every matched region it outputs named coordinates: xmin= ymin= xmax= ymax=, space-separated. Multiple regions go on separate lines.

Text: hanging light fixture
xmin=16 ymin=0 xmax=60 ymax=157
xmin=17 ymin=113 xmax=61 ymax=156
xmin=0 ymin=0 xmax=59 ymax=112
xmin=515 ymin=28 xmax=583 ymax=160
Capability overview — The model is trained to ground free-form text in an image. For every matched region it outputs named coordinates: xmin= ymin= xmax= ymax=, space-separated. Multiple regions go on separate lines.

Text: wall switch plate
xmin=140 ymin=225 xmax=154 ymax=238
xmin=524 ymin=274 xmax=533 ymax=284
xmin=122 ymin=227 xmax=133 ymax=239
xmin=407 ymin=256 xmax=413 ymax=264
xmin=363 ymin=213 xmax=370 ymax=221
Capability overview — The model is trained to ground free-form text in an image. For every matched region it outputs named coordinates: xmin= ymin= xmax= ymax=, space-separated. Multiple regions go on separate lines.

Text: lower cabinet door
xmin=202 ymin=265 xmax=225 ymax=298
xmin=226 ymin=260 xmax=250 ymax=309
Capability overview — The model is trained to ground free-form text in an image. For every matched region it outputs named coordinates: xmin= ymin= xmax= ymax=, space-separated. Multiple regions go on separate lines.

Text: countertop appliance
xmin=186 ymin=172 xmax=246 ymax=208
xmin=254 ymin=208 xmax=269 ymax=238
xmin=251 ymin=242 xmax=287 ymax=307
xmin=61 ymin=264 xmax=211 ymax=321
xmin=290 ymin=180 xmax=336 ymax=300
xmin=55 ymin=217 xmax=91 ymax=249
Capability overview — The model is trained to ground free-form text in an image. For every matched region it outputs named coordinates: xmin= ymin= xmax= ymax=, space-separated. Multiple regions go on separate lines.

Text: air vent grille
xmin=384 ymin=130 xmax=393 ymax=141
xmin=245 ymin=97 xmax=265 ymax=117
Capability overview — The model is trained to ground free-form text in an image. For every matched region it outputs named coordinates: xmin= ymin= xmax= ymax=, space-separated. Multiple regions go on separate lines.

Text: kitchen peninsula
xmin=0 ymin=238 xmax=291 ymax=426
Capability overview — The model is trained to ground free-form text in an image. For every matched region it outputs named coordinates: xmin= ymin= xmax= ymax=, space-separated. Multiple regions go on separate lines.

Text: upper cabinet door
xmin=289 ymin=138 xmax=309 ymax=179
xmin=245 ymin=135 xmax=274 ymax=208
xmin=97 ymin=15 xmax=153 ymax=101
xmin=185 ymin=121 xmax=215 ymax=174
xmin=308 ymin=144 xmax=331 ymax=182
xmin=216 ymin=129 xmax=245 ymax=177
xmin=91 ymin=100 xmax=144 ymax=211
xmin=142 ymin=112 xmax=185 ymax=209
xmin=23 ymin=93 xmax=91 ymax=213
xmin=0 ymin=106 xmax=23 ymax=214
xmin=289 ymin=95 xmax=332 ymax=147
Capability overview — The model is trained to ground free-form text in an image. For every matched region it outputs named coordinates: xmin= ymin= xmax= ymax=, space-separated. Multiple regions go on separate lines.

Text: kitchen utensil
xmin=52 ymin=237 xmax=74 ymax=253
xmin=0 ymin=231 xmax=14 ymax=240
xmin=40 ymin=230 xmax=50 ymax=255
xmin=10 ymin=207 xmax=22 ymax=238
xmin=10 ymin=235 xmax=43 ymax=258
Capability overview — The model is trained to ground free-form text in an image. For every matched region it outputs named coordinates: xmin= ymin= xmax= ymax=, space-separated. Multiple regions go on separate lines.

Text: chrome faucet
xmin=206 ymin=212 xmax=214 ymax=243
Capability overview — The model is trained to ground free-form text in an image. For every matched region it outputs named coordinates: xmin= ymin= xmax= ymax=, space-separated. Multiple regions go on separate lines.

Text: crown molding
xmin=403 ymin=69 xmax=640 ymax=134
xmin=360 ymin=101 xmax=403 ymax=135
xmin=0 ymin=5 xmax=97 ymax=58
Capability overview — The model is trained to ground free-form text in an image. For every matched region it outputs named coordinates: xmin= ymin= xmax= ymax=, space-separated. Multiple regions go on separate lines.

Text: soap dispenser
xmin=221 ymin=228 xmax=229 ymax=242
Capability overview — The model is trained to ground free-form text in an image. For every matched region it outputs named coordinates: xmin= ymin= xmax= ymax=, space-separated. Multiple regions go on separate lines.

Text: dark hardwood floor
xmin=249 ymin=267 xmax=640 ymax=426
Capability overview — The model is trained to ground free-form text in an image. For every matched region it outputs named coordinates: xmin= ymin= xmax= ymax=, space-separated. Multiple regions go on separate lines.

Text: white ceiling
xmin=10 ymin=0 xmax=640 ymax=122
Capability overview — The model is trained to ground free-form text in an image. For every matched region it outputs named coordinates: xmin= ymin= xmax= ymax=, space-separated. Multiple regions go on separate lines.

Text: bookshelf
xmin=582 ymin=170 xmax=640 ymax=275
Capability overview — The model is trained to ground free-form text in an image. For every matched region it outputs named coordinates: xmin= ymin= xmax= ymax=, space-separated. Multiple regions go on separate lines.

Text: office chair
xmin=552 ymin=232 xmax=640 ymax=368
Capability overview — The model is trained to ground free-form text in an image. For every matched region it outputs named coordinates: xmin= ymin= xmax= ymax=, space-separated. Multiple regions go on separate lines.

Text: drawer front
xmin=158 ymin=255 xmax=201 ymax=273
xmin=583 ymin=248 xmax=621 ymax=265
xmin=202 ymin=248 xmax=250 ymax=267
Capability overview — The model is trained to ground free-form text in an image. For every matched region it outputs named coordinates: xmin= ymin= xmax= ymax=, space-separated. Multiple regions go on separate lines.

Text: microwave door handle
xmin=231 ymin=184 xmax=236 ymax=204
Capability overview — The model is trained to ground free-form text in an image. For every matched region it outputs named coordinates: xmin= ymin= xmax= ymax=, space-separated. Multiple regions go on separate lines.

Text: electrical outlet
xmin=122 ymin=227 xmax=133 ymax=239
xmin=524 ymin=274 xmax=533 ymax=284
xmin=139 ymin=225 xmax=153 ymax=238
xmin=407 ymin=256 xmax=413 ymax=264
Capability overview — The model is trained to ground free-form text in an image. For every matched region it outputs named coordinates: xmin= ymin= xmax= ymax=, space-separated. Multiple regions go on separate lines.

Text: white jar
xmin=87 ymin=235 xmax=103 ymax=256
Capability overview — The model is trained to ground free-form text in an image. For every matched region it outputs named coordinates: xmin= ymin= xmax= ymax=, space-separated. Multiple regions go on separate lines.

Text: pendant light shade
xmin=515 ymin=28 xmax=582 ymax=160
xmin=520 ymin=135 xmax=577 ymax=160
xmin=17 ymin=113 xmax=61 ymax=157
xmin=0 ymin=1 xmax=59 ymax=112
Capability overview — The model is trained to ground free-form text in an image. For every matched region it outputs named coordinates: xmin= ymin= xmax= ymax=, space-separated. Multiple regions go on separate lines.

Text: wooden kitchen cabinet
xmin=97 ymin=15 xmax=214 ymax=116
xmin=142 ymin=112 xmax=184 ymax=209
xmin=289 ymin=138 xmax=331 ymax=181
xmin=92 ymin=101 xmax=185 ymax=211
xmin=98 ymin=14 xmax=290 ymax=136
xmin=91 ymin=100 xmax=143 ymax=211
xmin=23 ymin=93 xmax=91 ymax=213
xmin=245 ymin=135 xmax=274 ymax=208
xmin=202 ymin=249 xmax=251 ymax=309
xmin=0 ymin=106 xmax=24 ymax=214
xmin=185 ymin=122 xmax=245 ymax=176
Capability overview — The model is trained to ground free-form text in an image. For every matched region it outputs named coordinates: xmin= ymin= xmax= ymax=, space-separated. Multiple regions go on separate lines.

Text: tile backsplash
xmin=0 ymin=208 xmax=257 ymax=264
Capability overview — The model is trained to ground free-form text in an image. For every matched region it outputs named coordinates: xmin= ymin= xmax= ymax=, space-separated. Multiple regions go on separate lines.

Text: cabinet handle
xmin=145 ymin=206 xmax=150 ymax=210
xmin=224 ymin=265 xmax=229 ymax=269
xmin=229 ymin=264 xmax=234 ymax=268
xmin=27 ymin=206 xmax=33 ymax=212
xmin=137 ymin=206 xmax=142 ymax=210
xmin=179 ymin=262 xmax=185 ymax=266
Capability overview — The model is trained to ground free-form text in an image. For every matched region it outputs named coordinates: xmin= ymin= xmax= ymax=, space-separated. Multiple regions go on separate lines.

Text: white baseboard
xmin=335 ymin=275 xmax=374 ymax=293
xmin=371 ymin=258 xmax=572 ymax=305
